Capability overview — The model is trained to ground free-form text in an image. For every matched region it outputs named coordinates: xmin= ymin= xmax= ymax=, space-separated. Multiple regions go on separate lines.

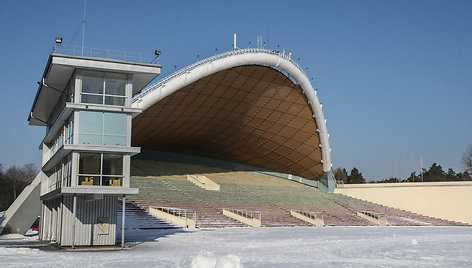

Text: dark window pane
xmin=103 ymin=177 xmax=122 ymax=186
xmin=81 ymin=70 xmax=104 ymax=94
xmin=79 ymin=153 xmax=101 ymax=175
xmin=102 ymin=154 xmax=123 ymax=175
xmin=105 ymin=73 xmax=127 ymax=96
xmin=105 ymin=96 xmax=126 ymax=106
xmin=78 ymin=176 xmax=99 ymax=186
xmin=81 ymin=94 xmax=103 ymax=104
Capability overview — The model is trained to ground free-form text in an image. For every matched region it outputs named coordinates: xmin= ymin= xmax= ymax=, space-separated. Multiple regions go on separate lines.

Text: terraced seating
xmin=347 ymin=205 xmax=462 ymax=226
xmin=130 ymin=200 xmax=246 ymax=228
xmin=128 ymin=159 xmax=466 ymax=227
xmin=131 ymin=159 xmax=228 ymax=177
xmin=207 ymin=171 xmax=306 ymax=188
xmin=328 ymin=194 xmax=462 ymax=226
xmin=117 ymin=201 xmax=179 ymax=230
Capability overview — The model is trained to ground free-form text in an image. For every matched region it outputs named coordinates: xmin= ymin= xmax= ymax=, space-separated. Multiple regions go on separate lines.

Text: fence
xmin=52 ymin=45 xmax=157 ymax=64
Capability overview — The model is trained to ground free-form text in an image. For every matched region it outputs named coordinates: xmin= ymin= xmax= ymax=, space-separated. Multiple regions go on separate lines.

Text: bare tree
xmin=334 ymin=167 xmax=348 ymax=184
xmin=463 ymin=144 xmax=472 ymax=173
xmin=5 ymin=164 xmax=38 ymax=200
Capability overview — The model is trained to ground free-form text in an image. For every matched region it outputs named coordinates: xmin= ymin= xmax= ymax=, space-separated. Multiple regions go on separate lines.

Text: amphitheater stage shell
xmin=131 ymin=49 xmax=335 ymax=193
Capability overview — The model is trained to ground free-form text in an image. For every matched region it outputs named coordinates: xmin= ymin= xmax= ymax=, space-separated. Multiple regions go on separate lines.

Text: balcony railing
xmin=52 ymin=45 xmax=158 ymax=64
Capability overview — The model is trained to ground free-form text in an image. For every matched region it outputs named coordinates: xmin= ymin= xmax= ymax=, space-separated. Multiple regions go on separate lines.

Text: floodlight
xmin=155 ymin=50 xmax=161 ymax=56
xmin=55 ymin=37 xmax=63 ymax=44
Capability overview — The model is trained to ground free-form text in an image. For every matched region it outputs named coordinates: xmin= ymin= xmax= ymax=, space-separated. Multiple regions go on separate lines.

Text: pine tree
xmin=423 ymin=163 xmax=446 ymax=182
xmin=446 ymin=168 xmax=457 ymax=181
xmin=347 ymin=167 xmax=365 ymax=184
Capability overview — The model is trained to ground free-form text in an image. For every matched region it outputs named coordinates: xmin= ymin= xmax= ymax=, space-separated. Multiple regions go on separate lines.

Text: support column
xmin=319 ymin=171 xmax=336 ymax=194
xmin=72 ymin=194 xmax=77 ymax=248
xmin=121 ymin=195 xmax=125 ymax=248
xmin=39 ymin=202 xmax=44 ymax=240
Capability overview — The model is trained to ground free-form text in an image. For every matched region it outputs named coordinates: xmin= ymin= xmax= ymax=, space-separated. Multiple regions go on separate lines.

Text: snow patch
xmin=0 ymin=227 xmax=471 ymax=267
xmin=191 ymin=252 xmax=243 ymax=268
xmin=0 ymin=234 xmax=27 ymax=240
xmin=191 ymin=254 xmax=217 ymax=268
xmin=0 ymin=247 xmax=41 ymax=255
xmin=216 ymin=254 xmax=243 ymax=268
xmin=397 ymin=216 xmax=432 ymax=225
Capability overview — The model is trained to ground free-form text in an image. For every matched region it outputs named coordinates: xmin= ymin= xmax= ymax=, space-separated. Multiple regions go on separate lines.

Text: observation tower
xmin=28 ymin=43 xmax=161 ymax=246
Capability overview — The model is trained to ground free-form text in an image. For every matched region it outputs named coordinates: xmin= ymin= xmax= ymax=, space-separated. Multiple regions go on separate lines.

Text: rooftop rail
xmin=132 ymin=48 xmax=308 ymax=102
xmin=52 ymin=44 xmax=158 ymax=64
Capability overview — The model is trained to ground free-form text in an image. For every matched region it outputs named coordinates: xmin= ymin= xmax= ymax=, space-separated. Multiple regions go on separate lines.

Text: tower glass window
xmin=80 ymin=70 xmax=127 ymax=106
xmin=78 ymin=111 xmax=127 ymax=146
xmin=77 ymin=153 xmax=124 ymax=186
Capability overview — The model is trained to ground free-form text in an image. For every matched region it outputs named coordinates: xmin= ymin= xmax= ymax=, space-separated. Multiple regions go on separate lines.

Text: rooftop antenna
xmin=420 ymin=156 xmax=424 ymax=182
xmin=257 ymin=35 xmax=262 ymax=49
xmin=233 ymin=33 xmax=237 ymax=50
xmin=396 ymin=159 xmax=399 ymax=183
xmin=81 ymin=0 xmax=87 ymax=56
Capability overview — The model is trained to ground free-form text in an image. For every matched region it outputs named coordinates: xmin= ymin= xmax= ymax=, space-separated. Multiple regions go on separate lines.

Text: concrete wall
xmin=335 ymin=181 xmax=472 ymax=225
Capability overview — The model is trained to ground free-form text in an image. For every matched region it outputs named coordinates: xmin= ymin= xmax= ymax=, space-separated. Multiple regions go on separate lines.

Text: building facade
xmin=28 ymin=45 xmax=160 ymax=246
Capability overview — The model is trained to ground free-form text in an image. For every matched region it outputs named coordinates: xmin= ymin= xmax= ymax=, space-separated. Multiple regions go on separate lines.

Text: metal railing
xmin=360 ymin=211 xmax=384 ymax=220
xmin=292 ymin=210 xmax=323 ymax=221
xmin=52 ymin=44 xmax=158 ymax=64
xmin=151 ymin=206 xmax=197 ymax=221
xmin=133 ymin=48 xmax=307 ymax=102
xmin=222 ymin=208 xmax=261 ymax=221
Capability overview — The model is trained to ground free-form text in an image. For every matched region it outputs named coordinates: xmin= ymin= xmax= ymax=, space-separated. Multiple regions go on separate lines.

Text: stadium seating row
xmin=128 ymin=160 xmax=463 ymax=227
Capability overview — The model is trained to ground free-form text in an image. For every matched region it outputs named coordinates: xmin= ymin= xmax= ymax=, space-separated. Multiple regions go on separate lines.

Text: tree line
xmin=0 ymin=163 xmax=38 ymax=211
xmin=335 ymin=163 xmax=471 ymax=184
xmin=335 ymin=145 xmax=472 ymax=184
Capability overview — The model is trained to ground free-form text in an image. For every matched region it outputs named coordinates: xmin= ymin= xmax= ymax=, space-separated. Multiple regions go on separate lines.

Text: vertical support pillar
xmin=319 ymin=171 xmax=336 ymax=194
xmin=121 ymin=195 xmax=125 ymax=248
xmin=72 ymin=194 xmax=77 ymax=248
xmin=39 ymin=202 xmax=44 ymax=240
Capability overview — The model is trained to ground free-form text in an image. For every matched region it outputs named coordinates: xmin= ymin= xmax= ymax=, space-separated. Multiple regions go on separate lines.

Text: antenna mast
xmin=420 ymin=156 xmax=424 ymax=182
xmin=81 ymin=0 xmax=87 ymax=56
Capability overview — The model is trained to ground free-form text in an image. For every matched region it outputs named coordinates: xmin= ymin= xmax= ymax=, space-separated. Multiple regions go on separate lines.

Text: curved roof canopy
xmin=132 ymin=49 xmax=331 ymax=180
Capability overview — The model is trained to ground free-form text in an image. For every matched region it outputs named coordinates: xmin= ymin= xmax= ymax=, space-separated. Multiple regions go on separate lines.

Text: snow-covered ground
xmin=1 ymin=226 xmax=471 ymax=267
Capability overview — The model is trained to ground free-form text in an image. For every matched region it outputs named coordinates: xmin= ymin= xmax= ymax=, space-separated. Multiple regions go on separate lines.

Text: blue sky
xmin=0 ymin=0 xmax=471 ymax=181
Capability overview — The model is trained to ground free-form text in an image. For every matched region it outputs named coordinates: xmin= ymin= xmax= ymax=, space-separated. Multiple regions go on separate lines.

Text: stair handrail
xmin=292 ymin=210 xmax=323 ymax=221
xmin=222 ymin=208 xmax=261 ymax=222
xmin=151 ymin=206 xmax=197 ymax=221
xmin=360 ymin=210 xmax=385 ymax=220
